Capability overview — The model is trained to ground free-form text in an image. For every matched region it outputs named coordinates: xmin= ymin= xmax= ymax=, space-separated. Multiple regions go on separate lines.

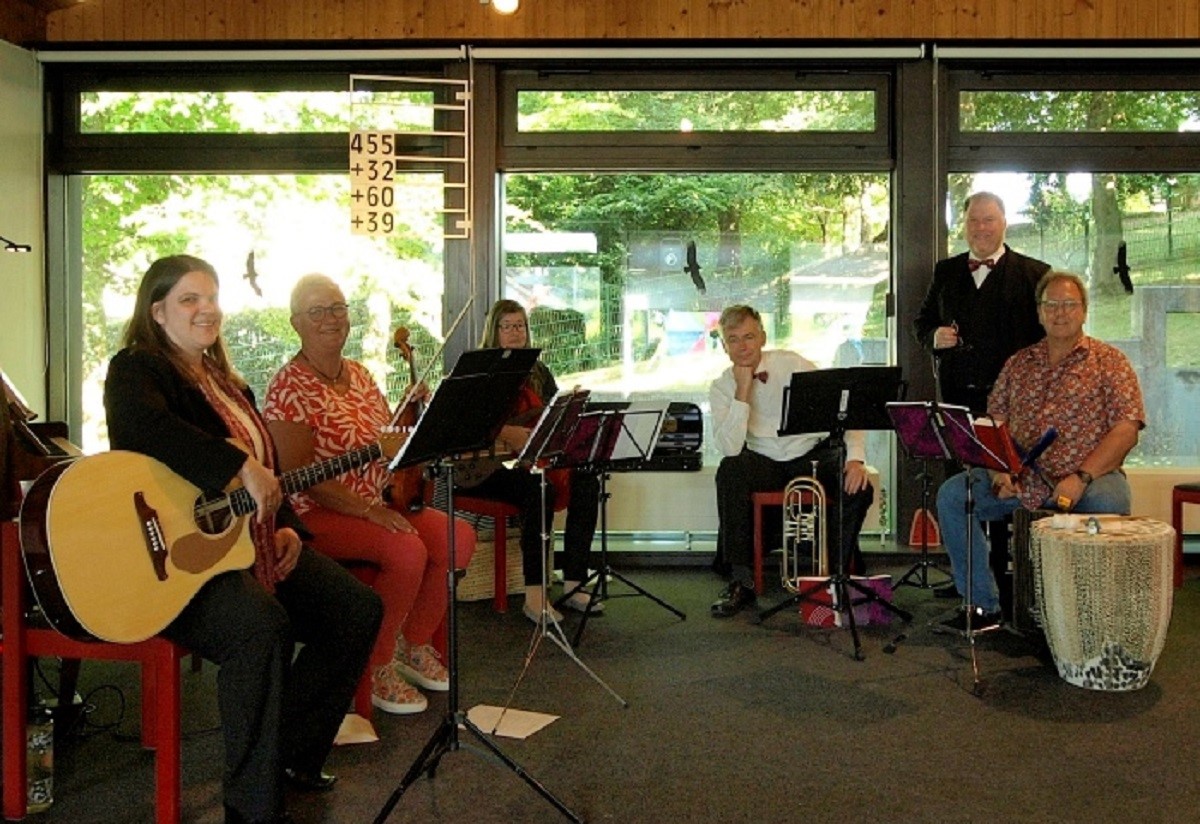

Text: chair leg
xmin=753 ymin=499 xmax=765 ymax=594
xmin=1172 ymin=491 xmax=1185 ymax=589
xmin=493 ymin=519 xmax=508 ymax=613
xmin=153 ymin=646 xmax=182 ymax=824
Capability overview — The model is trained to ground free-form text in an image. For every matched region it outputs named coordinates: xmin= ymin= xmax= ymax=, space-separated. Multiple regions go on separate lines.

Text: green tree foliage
xmin=962 ymin=90 xmax=1200 ymax=295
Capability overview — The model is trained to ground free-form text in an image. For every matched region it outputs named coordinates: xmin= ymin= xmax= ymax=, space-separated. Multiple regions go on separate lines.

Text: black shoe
xmin=284 ymin=767 xmax=338 ymax=792
xmin=933 ymin=582 xmax=960 ymax=599
xmin=710 ymin=581 xmax=756 ymax=618
xmin=940 ymin=606 xmax=1002 ymax=633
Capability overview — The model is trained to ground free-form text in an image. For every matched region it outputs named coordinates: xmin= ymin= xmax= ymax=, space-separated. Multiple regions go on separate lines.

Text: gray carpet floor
xmin=9 ymin=560 xmax=1200 ymax=823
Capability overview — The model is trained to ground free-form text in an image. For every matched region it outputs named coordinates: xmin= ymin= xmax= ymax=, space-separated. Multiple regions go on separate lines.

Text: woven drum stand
xmin=1030 ymin=516 xmax=1174 ymax=691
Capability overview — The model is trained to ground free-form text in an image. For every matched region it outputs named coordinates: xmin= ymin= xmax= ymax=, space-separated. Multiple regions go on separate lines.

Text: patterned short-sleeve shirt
xmin=988 ymin=336 xmax=1145 ymax=509
xmin=262 ymin=358 xmax=391 ymax=514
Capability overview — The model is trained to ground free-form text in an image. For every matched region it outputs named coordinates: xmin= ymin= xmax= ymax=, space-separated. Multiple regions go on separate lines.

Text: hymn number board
xmin=349 ymin=130 xmax=399 ymax=237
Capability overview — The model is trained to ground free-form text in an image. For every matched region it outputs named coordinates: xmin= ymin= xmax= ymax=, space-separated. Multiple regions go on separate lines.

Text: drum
xmin=1030 ymin=516 xmax=1174 ymax=691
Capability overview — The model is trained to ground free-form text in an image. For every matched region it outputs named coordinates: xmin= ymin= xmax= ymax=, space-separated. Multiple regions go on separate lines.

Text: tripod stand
xmin=888 ymin=401 xmax=1011 ymax=690
xmin=894 ymin=464 xmax=953 ymax=591
xmin=553 ymin=405 xmax=687 ymax=648
xmin=494 ymin=393 xmax=627 ymax=720
xmin=375 ymin=347 xmax=580 ymax=823
xmin=757 ymin=366 xmax=911 ymax=660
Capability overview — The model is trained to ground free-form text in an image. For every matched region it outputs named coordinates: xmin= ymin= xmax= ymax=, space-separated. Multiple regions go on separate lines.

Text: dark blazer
xmin=104 ymin=347 xmax=306 ymax=534
xmin=912 ymin=245 xmax=1050 ymax=413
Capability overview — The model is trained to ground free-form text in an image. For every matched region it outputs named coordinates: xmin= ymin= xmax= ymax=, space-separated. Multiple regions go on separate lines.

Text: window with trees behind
xmin=39 ymin=56 xmax=1200 ymax=551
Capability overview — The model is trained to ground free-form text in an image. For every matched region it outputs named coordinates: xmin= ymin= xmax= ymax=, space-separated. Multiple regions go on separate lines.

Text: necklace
xmin=298 ymin=350 xmax=345 ymax=384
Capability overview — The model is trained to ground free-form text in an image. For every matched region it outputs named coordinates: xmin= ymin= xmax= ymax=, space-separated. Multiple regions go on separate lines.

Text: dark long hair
xmin=121 ymin=254 xmax=243 ymax=387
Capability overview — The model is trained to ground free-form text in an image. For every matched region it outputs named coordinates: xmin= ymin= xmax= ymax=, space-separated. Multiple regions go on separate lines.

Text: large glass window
xmin=502 ymin=170 xmax=893 ymax=531
xmin=945 ymin=171 xmax=1200 ymax=466
xmin=76 ymin=171 xmax=446 ymax=453
xmin=947 ymin=68 xmax=1200 ymax=471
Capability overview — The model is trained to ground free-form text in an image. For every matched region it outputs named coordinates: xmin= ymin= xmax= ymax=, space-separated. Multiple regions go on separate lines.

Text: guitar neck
xmin=228 ymin=442 xmax=384 ymax=517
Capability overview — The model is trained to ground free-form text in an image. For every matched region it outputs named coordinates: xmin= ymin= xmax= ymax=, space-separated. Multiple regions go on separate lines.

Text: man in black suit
xmin=912 ymin=191 xmax=1050 ymax=416
xmin=912 ymin=192 xmax=1050 ymax=601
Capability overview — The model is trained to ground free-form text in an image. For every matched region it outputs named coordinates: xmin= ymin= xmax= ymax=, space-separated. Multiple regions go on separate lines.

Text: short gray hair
xmin=964 ymin=191 xmax=1006 ymax=215
xmin=290 ymin=273 xmax=343 ymax=315
xmin=1035 ymin=270 xmax=1089 ymax=310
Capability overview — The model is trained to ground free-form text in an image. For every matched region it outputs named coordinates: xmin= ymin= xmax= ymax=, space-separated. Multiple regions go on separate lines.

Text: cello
xmin=387 ymin=326 xmax=427 ymax=512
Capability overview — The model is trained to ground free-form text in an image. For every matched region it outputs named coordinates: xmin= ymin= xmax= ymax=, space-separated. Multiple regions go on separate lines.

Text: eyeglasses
xmin=1039 ymin=299 xmax=1083 ymax=313
xmin=304 ymin=303 xmax=349 ymax=321
xmin=498 ymin=321 xmax=527 ymax=332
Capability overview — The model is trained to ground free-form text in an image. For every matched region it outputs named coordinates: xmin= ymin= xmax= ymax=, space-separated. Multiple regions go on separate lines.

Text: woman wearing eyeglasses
xmin=105 ymin=256 xmax=383 ymax=823
xmin=462 ymin=299 xmax=604 ymax=622
xmin=263 ymin=274 xmax=477 ymax=717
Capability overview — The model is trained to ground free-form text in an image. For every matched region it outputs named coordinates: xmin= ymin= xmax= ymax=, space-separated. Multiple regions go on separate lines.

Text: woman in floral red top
xmin=264 ymin=274 xmax=476 ymax=716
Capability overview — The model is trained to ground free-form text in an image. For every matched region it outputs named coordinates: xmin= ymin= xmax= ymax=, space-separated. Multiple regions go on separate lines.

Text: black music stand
xmin=757 ymin=366 xmax=911 ymax=661
xmin=885 ymin=401 xmax=1011 ymax=691
xmin=376 ymin=347 xmax=581 ymax=824
xmin=887 ymin=402 xmax=955 ymax=592
xmin=555 ymin=403 xmax=687 ymax=648
xmin=493 ymin=388 xmax=628 ymax=722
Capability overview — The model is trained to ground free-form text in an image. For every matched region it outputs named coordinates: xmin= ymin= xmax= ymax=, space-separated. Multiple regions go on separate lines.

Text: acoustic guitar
xmin=18 ymin=434 xmax=403 ymax=644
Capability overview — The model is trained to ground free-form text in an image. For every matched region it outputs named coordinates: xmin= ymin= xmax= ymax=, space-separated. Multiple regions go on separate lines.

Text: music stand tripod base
xmin=375 ymin=349 xmax=582 ymax=824
xmin=758 ymin=366 xmax=912 ymax=659
xmin=549 ymin=405 xmax=687 ymax=648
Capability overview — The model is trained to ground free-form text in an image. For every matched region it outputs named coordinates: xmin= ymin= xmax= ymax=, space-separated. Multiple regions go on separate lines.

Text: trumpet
xmin=781 ymin=461 xmax=827 ymax=591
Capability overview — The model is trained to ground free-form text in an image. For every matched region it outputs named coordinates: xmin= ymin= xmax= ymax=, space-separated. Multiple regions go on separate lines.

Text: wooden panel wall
xmin=0 ymin=2 xmax=46 ymax=47
xmin=17 ymin=0 xmax=1200 ymax=45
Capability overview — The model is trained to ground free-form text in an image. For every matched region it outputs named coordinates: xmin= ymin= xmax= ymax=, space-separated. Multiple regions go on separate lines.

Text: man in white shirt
xmin=709 ymin=305 xmax=873 ymax=618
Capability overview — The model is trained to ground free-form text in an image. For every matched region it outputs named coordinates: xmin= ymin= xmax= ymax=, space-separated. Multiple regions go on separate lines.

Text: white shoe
xmin=560 ymin=590 xmax=605 ymax=614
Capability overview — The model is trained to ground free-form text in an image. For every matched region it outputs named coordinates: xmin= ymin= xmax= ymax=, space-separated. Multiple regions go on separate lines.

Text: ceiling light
xmin=482 ymin=0 xmax=520 ymax=14
xmin=0 ymin=234 xmax=32 ymax=253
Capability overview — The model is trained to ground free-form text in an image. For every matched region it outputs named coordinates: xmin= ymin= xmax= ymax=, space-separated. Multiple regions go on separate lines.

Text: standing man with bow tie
xmin=708 ymin=304 xmax=873 ymax=618
xmin=913 ymin=191 xmax=1050 ymax=416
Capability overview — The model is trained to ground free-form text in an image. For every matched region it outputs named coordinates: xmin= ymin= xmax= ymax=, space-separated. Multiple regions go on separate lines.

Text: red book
xmin=970 ymin=417 xmax=1023 ymax=474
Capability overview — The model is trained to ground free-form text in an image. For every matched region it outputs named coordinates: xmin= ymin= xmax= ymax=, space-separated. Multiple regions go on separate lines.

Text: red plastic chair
xmin=447 ymin=470 xmax=570 ymax=613
xmin=2 ymin=519 xmax=185 ymax=824
xmin=1171 ymin=483 xmax=1200 ymax=589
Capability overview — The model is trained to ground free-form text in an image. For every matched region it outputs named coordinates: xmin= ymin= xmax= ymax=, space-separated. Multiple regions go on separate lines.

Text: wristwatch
xmin=1075 ymin=469 xmax=1094 ymax=486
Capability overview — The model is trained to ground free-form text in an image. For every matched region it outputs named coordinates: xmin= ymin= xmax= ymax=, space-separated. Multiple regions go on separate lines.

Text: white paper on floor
xmin=467 ymin=704 xmax=559 ymax=739
xmin=334 ymin=712 xmax=379 ymax=745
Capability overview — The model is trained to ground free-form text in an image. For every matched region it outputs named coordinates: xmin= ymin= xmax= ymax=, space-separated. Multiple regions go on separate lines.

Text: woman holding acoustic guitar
xmin=463 ymin=299 xmax=604 ymax=622
xmin=263 ymin=274 xmax=476 ymax=716
xmin=104 ymin=255 xmax=382 ymax=824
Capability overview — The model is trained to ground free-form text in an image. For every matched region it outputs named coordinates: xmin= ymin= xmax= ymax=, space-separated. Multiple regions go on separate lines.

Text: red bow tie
xmin=754 ymin=371 xmax=769 ymax=384
xmin=968 ymin=258 xmax=995 ymax=272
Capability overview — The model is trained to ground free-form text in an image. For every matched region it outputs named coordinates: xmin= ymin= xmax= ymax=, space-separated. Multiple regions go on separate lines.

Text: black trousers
xmin=163 ymin=546 xmax=382 ymax=822
xmin=715 ymin=444 xmax=873 ymax=587
xmin=461 ymin=467 xmax=599 ymax=583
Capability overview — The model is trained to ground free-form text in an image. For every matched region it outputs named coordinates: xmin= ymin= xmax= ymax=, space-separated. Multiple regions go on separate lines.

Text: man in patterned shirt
xmin=935 ymin=270 xmax=1145 ymax=631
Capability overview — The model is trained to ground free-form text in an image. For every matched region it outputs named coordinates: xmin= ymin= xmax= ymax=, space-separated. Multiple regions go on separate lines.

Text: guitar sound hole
xmin=194 ymin=492 xmax=234 ymax=535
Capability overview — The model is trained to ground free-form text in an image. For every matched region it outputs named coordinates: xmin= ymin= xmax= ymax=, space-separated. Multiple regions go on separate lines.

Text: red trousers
xmin=302 ymin=506 xmax=476 ymax=667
